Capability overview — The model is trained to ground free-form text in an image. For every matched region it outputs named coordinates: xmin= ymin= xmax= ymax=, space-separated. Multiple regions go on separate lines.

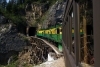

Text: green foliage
xmin=24 ymin=0 xmax=59 ymax=6
xmin=22 ymin=63 xmax=32 ymax=67
xmin=0 ymin=65 xmax=4 ymax=67
xmin=0 ymin=61 xmax=20 ymax=67
xmin=21 ymin=34 xmax=29 ymax=42
xmin=0 ymin=61 xmax=33 ymax=67
xmin=25 ymin=0 xmax=33 ymax=4
xmin=6 ymin=2 xmax=12 ymax=13
xmin=0 ymin=0 xmax=62 ymax=32
xmin=0 ymin=55 xmax=19 ymax=67
xmin=0 ymin=1 xmax=27 ymax=32
xmin=38 ymin=10 xmax=49 ymax=24
xmin=6 ymin=62 xmax=17 ymax=67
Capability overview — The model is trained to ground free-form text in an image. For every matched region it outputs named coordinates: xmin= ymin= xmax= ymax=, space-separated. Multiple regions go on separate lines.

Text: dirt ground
xmin=34 ymin=56 xmax=65 ymax=67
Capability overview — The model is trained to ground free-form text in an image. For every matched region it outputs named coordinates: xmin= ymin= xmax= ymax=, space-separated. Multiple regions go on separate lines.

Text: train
xmin=36 ymin=24 xmax=83 ymax=52
xmin=37 ymin=24 xmax=62 ymax=51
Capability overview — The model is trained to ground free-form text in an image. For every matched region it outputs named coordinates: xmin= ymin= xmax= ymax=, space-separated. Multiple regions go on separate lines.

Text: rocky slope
xmin=25 ymin=3 xmax=49 ymax=27
xmin=0 ymin=25 xmax=27 ymax=53
xmin=0 ymin=22 xmax=28 ymax=65
xmin=42 ymin=1 xmax=66 ymax=29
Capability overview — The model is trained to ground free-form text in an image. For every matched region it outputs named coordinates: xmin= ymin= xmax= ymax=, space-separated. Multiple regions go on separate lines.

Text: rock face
xmin=0 ymin=14 xmax=8 ymax=24
xmin=42 ymin=1 xmax=66 ymax=29
xmin=0 ymin=23 xmax=28 ymax=65
xmin=25 ymin=3 xmax=49 ymax=27
xmin=0 ymin=26 xmax=27 ymax=53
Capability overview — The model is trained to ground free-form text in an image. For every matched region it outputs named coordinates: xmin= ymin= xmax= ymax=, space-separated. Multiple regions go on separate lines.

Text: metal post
xmin=93 ymin=0 xmax=100 ymax=67
xmin=66 ymin=17 xmax=69 ymax=48
xmin=73 ymin=0 xmax=80 ymax=66
xmin=69 ymin=15 xmax=72 ymax=54
xmin=68 ymin=15 xmax=70 ymax=50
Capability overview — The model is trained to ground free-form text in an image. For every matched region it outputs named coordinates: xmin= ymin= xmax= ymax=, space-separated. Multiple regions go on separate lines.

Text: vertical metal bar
xmin=67 ymin=18 xmax=69 ymax=49
xmin=65 ymin=18 xmax=68 ymax=48
xmin=63 ymin=22 xmax=65 ymax=45
xmin=68 ymin=15 xmax=70 ymax=50
xmin=93 ymin=0 xmax=100 ymax=67
xmin=67 ymin=16 xmax=69 ymax=49
xmin=73 ymin=0 xmax=80 ymax=66
xmin=69 ymin=15 xmax=72 ymax=54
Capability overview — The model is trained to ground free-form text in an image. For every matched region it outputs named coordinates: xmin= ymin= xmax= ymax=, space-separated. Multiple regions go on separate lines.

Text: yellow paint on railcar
xmin=72 ymin=29 xmax=74 ymax=33
xmin=80 ymin=29 xmax=82 ymax=32
xmin=48 ymin=30 xmax=51 ymax=34
xmin=72 ymin=29 xmax=83 ymax=33
xmin=44 ymin=30 xmax=51 ymax=34
xmin=50 ymin=28 xmax=57 ymax=34
xmin=60 ymin=30 xmax=62 ymax=34
xmin=38 ymin=30 xmax=44 ymax=34
xmin=59 ymin=27 xmax=62 ymax=34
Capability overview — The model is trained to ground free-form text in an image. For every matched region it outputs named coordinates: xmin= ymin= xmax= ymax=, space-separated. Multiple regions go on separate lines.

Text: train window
xmin=57 ymin=28 xmax=60 ymax=34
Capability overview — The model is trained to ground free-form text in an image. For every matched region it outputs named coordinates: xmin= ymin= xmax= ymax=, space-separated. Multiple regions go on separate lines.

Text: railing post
xmin=93 ymin=0 xmax=100 ymax=67
xmin=73 ymin=0 xmax=80 ymax=66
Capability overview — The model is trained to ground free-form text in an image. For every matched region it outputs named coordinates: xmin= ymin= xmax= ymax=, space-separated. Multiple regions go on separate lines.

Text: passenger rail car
xmin=37 ymin=24 xmax=83 ymax=52
xmin=37 ymin=25 xmax=62 ymax=51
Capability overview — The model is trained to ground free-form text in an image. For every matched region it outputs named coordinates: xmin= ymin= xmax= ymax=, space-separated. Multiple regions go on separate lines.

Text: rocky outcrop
xmin=0 ymin=24 xmax=28 ymax=65
xmin=25 ymin=3 xmax=49 ymax=27
xmin=0 ymin=23 xmax=12 ymax=35
xmin=42 ymin=1 xmax=66 ymax=28
xmin=0 ymin=14 xmax=8 ymax=24
xmin=0 ymin=26 xmax=27 ymax=53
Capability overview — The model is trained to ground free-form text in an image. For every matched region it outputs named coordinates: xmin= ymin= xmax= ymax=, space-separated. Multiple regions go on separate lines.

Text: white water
xmin=48 ymin=52 xmax=55 ymax=61
xmin=42 ymin=52 xmax=55 ymax=65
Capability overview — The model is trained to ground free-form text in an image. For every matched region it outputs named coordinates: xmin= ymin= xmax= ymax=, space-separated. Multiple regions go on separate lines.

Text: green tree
xmin=6 ymin=2 xmax=12 ymax=13
xmin=1 ymin=0 xmax=7 ymax=8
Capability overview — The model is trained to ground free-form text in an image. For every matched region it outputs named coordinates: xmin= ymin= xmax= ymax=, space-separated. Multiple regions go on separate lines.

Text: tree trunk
xmin=83 ymin=16 xmax=88 ymax=63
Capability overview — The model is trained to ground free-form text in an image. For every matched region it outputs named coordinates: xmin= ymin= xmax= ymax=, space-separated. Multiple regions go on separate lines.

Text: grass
xmin=0 ymin=61 xmax=33 ymax=67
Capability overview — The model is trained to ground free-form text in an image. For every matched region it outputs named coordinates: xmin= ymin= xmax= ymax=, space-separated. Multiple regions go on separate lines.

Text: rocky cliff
xmin=25 ymin=3 xmax=49 ymax=27
xmin=0 ymin=25 xmax=27 ymax=53
xmin=41 ymin=1 xmax=66 ymax=29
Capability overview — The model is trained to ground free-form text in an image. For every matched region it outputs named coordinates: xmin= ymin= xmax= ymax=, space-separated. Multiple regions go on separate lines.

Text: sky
xmin=6 ymin=0 xmax=9 ymax=3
